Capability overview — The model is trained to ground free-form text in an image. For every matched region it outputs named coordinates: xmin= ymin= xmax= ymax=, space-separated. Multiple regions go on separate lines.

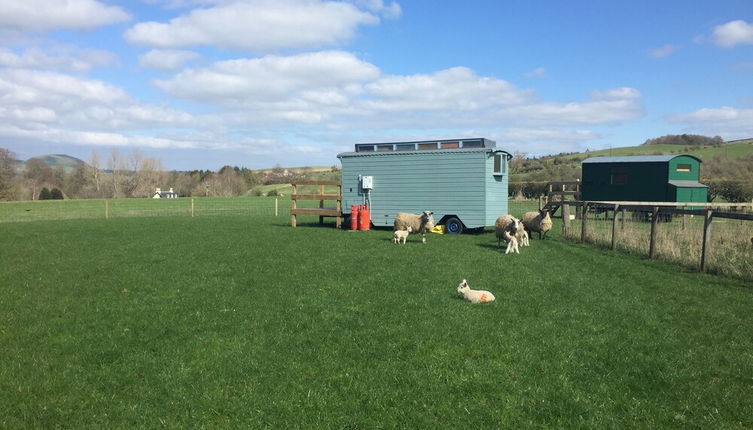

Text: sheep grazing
xmin=457 ymin=279 xmax=495 ymax=304
xmin=393 ymin=211 xmax=435 ymax=244
xmin=522 ymin=208 xmax=552 ymax=239
xmin=392 ymin=226 xmax=413 ymax=244
xmin=495 ymin=214 xmax=525 ymax=254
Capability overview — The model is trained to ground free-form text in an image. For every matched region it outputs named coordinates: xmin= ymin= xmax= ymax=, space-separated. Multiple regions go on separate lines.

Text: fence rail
xmin=0 ymin=197 xmax=292 ymax=223
xmin=560 ymin=200 xmax=753 ymax=277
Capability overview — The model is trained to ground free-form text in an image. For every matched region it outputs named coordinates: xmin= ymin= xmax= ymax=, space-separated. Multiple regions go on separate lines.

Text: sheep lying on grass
xmin=392 ymin=226 xmax=412 ymax=244
xmin=522 ymin=208 xmax=552 ymax=239
xmin=495 ymin=214 xmax=525 ymax=254
xmin=393 ymin=211 xmax=435 ymax=244
xmin=457 ymin=279 xmax=495 ymax=304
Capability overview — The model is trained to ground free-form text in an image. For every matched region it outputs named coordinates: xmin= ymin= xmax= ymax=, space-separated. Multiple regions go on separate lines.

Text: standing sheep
xmin=522 ymin=208 xmax=552 ymax=239
xmin=392 ymin=226 xmax=412 ymax=244
xmin=495 ymin=214 xmax=526 ymax=254
xmin=393 ymin=211 xmax=435 ymax=244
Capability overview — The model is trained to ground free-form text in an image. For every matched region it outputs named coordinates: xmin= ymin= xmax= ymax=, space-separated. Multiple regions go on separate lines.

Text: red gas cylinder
xmin=350 ymin=204 xmax=360 ymax=230
xmin=358 ymin=204 xmax=370 ymax=231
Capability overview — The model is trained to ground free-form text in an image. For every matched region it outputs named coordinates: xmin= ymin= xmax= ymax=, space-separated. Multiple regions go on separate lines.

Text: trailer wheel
xmin=444 ymin=217 xmax=463 ymax=234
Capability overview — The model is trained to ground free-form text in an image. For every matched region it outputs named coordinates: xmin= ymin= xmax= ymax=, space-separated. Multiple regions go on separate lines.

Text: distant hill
xmin=512 ymin=140 xmax=753 ymax=182
xmin=18 ymin=154 xmax=88 ymax=173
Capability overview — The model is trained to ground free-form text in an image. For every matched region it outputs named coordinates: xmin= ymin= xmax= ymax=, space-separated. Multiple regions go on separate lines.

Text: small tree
xmin=50 ymin=188 xmax=64 ymax=200
xmin=38 ymin=187 xmax=51 ymax=200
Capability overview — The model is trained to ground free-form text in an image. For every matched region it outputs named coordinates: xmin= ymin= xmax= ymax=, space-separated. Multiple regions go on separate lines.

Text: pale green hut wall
xmin=339 ymin=148 xmax=509 ymax=229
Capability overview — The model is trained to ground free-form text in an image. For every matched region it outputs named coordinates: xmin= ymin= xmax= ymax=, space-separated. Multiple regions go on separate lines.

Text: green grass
xmin=1 ymin=214 xmax=753 ymax=428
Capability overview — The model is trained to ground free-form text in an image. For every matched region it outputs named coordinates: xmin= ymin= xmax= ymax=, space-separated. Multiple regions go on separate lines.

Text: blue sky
xmin=0 ymin=0 xmax=751 ymax=170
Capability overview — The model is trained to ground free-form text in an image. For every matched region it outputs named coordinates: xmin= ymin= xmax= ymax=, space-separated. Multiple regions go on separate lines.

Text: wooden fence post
xmin=291 ymin=184 xmax=297 ymax=228
xmin=649 ymin=206 xmax=659 ymax=258
xmin=562 ymin=203 xmax=570 ymax=236
xmin=700 ymin=209 xmax=713 ymax=272
xmin=581 ymin=202 xmax=589 ymax=242
xmin=275 ymin=198 xmax=278 ymax=217
xmin=621 ymin=208 xmax=625 ymax=230
xmin=611 ymin=204 xmax=619 ymax=250
xmin=191 ymin=198 xmax=194 ymax=217
xmin=105 ymin=199 xmax=109 ymax=219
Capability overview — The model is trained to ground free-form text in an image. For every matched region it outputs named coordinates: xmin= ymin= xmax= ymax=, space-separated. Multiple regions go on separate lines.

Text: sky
xmin=0 ymin=0 xmax=752 ymax=171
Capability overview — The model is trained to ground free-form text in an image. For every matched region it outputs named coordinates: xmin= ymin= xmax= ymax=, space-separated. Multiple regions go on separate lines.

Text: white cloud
xmin=711 ymin=20 xmax=753 ymax=47
xmin=354 ymin=0 xmax=401 ymax=19
xmin=364 ymin=67 xmax=530 ymax=111
xmin=139 ymin=49 xmax=200 ymax=71
xmin=668 ymin=106 xmax=753 ymax=138
xmin=648 ymin=44 xmax=677 ymax=58
xmin=155 ymin=51 xmax=379 ymax=106
xmin=0 ymin=47 xmax=116 ymax=72
xmin=524 ymin=67 xmax=547 ymax=79
xmin=0 ymin=0 xmax=130 ymax=32
xmin=0 ymin=68 xmax=197 ymax=149
xmin=124 ymin=0 xmax=379 ymax=52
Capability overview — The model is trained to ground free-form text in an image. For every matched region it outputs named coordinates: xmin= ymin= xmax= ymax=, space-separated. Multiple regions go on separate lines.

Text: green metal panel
xmin=338 ymin=148 xmax=509 ymax=228
xmin=667 ymin=155 xmax=702 ymax=181
xmin=673 ymin=185 xmax=707 ymax=203
xmin=582 ymin=154 xmax=704 ymax=202
xmin=582 ymin=162 xmax=668 ymax=201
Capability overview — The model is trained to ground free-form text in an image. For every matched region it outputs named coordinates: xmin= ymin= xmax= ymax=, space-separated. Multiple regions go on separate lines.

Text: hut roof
xmin=582 ymin=154 xmax=702 ymax=164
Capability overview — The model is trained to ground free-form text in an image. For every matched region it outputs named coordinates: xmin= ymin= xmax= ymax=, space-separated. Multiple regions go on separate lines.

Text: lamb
xmin=393 ymin=211 xmax=435 ymax=244
xmin=494 ymin=214 xmax=525 ymax=254
xmin=457 ymin=279 xmax=495 ymax=304
xmin=392 ymin=226 xmax=412 ymax=244
xmin=521 ymin=208 xmax=552 ymax=239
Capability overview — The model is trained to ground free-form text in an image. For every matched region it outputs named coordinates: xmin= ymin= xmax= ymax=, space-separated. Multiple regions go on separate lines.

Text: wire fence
xmin=559 ymin=202 xmax=753 ymax=280
xmin=0 ymin=197 xmax=294 ymax=223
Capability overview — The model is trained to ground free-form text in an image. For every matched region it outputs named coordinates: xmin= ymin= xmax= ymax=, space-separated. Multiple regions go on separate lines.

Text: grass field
xmin=2 ymin=211 xmax=753 ymax=428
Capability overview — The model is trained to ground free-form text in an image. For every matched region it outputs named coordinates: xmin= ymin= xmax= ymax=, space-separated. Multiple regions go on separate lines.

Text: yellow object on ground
xmin=431 ymin=225 xmax=445 ymax=234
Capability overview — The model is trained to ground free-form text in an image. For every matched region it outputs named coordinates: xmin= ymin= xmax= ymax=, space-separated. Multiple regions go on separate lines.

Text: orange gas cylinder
xmin=358 ymin=204 xmax=370 ymax=231
xmin=350 ymin=204 xmax=360 ymax=230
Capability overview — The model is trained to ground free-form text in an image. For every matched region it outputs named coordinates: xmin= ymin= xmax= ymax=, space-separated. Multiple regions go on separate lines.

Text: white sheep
xmin=517 ymin=227 xmax=530 ymax=247
xmin=392 ymin=226 xmax=413 ymax=244
xmin=393 ymin=211 xmax=435 ymax=244
xmin=494 ymin=214 xmax=524 ymax=254
xmin=457 ymin=279 xmax=495 ymax=304
xmin=522 ymin=208 xmax=552 ymax=239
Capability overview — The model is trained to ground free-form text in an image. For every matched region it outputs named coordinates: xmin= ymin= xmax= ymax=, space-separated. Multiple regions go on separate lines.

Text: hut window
xmin=462 ymin=140 xmax=482 ymax=148
xmin=418 ymin=143 xmax=437 ymax=150
xmin=611 ymin=166 xmax=628 ymax=185
xmin=441 ymin=141 xmax=459 ymax=149
xmin=377 ymin=144 xmax=394 ymax=152
xmin=357 ymin=145 xmax=375 ymax=152
xmin=493 ymin=154 xmax=506 ymax=174
xmin=676 ymin=164 xmax=691 ymax=172
xmin=395 ymin=144 xmax=415 ymax=151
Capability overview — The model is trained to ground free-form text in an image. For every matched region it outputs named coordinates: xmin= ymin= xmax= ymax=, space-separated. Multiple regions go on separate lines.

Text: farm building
xmin=581 ymin=155 xmax=708 ymax=203
xmin=153 ymin=187 xmax=178 ymax=198
xmin=337 ymin=138 xmax=512 ymax=233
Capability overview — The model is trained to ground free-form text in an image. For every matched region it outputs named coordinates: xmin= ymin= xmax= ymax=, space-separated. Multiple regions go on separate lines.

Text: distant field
xmin=1 ymin=210 xmax=752 ymax=428
xmin=0 ymin=196 xmax=326 ymax=223
xmin=557 ymin=142 xmax=753 ymax=161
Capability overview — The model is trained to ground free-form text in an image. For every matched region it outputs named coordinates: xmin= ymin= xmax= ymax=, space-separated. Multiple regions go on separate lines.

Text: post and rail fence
xmin=289 ymin=181 xmax=342 ymax=228
xmin=560 ymin=200 xmax=753 ymax=273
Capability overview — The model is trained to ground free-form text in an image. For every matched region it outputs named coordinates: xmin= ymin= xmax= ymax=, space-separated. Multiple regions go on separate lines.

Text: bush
xmin=38 ymin=187 xmax=51 ymax=200
xmin=267 ymin=189 xmax=279 ymax=197
xmin=50 ymin=188 xmax=64 ymax=200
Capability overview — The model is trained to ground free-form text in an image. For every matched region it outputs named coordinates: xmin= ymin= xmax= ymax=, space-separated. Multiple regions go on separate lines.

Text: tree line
xmin=0 ymin=147 xmax=337 ymax=201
